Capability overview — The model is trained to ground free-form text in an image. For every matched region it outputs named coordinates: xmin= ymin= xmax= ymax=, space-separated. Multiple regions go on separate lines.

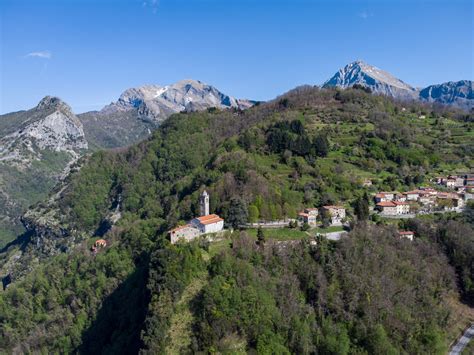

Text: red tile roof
xmin=398 ymin=231 xmax=414 ymax=235
xmin=376 ymin=201 xmax=396 ymax=207
xmin=196 ymin=214 xmax=223 ymax=225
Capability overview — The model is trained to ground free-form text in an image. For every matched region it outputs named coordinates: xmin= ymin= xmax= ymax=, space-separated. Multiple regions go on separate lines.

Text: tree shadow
xmin=78 ymin=262 xmax=150 ymax=355
xmin=0 ymin=229 xmax=33 ymax=254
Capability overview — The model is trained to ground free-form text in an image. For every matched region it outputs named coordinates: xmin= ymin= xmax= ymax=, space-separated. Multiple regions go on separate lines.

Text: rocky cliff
xmin=419 ymin=80 xmax=473 ymax=110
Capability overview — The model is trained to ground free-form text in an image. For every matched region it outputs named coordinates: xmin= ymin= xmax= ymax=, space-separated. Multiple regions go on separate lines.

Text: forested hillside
xmin=1 ymin=87 xmax=473 ymax=353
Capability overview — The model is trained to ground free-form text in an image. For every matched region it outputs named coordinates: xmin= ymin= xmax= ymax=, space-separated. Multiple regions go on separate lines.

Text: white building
xmin=404 ymin=191 xmax=421 ymax=201
xmin=322 ymin=205 xmax=346 ymax=225
xmin=191 ymin=214 xmax=224 ymax=234
xmin=394 ymin=201 xmax=410 ymax=214
xmin=398 ymin=231 xmax=414 ymax=241
xmin=376 ymin=201 xmax=410 ymax=215
xmin=298 ymin=208 xmax=318 ymax=226
xmin=169 ymin=190 xmax=224 ymax=244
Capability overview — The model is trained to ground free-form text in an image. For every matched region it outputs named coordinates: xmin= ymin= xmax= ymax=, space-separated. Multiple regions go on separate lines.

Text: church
xmin=169 ymin=190 xmax=224 ymax=244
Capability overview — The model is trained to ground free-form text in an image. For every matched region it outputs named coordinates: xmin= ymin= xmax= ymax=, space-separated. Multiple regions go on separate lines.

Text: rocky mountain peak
xmin=1 ymin=97 xmax=87 ymax=164
xmin=36 ymin=96 xmax=72 ymax=113
xmin=323 ymin=61 xmax=418 ymax=100
xmin=103 ymin=79 xmax=254 ymax=121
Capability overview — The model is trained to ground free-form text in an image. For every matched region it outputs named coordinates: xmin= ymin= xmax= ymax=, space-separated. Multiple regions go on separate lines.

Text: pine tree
xmin=257 ymin=227 xmax=266 ymax=246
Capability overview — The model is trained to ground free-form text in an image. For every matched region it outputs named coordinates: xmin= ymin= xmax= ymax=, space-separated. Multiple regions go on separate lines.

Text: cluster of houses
xmin=375 ymin=186 xmax=471 ymax=216
xmin=169 ymin=191 xmax=224 ymax=244
xmin=434 ymin=174 xmax=474 ymax=191
xmin=297 ymin=205 xmax=346 ymax=226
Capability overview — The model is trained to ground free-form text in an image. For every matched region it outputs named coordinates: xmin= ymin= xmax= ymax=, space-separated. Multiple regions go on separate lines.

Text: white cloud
xmin=25 ymin=51 xmax=52 ymax=59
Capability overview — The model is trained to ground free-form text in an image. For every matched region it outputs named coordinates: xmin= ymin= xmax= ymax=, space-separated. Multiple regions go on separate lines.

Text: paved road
xmin=449 ymin=325 xmax=474 ymax=355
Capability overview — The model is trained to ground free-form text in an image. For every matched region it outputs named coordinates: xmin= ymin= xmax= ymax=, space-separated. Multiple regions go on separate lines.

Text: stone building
xmin=169 ymin=190 xmax=224 ymax=244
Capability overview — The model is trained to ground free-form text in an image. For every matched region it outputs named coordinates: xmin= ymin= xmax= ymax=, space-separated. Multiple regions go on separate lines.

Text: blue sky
xmin=0 ymin=0 xmax=472 ymax=113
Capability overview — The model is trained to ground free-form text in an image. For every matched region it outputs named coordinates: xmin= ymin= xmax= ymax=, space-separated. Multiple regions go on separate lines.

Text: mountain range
xmin=1 ymin=81 xmax=473 ymax=354
xmin=323 ymin=61 xmax=473 ymax=109
xmin=0 ymin=61 xmax=472 ymax=246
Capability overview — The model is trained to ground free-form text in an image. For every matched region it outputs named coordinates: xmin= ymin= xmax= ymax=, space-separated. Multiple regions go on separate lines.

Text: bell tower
xmin=199 ymin=190 xmax=210 ymax=216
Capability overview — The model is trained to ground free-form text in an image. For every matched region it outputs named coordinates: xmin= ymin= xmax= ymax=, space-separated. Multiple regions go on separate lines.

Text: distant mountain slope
xmin=419 ymin=80 xmax=473 ymax=110
xmin=323 ymin=61 xmax=473 ymax=110
xmin=0 ymin=97 xmax=87 ymax=245
xmin=79 ymin=79 xmax=254 ymax=148
xmin=0 ymin=80 xmax=254 ymax=245
xmin=323 ymin=61 xmax=418 ymax=100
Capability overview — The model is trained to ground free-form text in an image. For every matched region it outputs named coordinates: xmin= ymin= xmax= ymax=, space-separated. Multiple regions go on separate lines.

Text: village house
xmin=465 ymin=178 xmax=474 ymax=186
xmin=376 ymin=201 xmax=397 ymax=215
xmin=454 ymin=177 xmax=465 ymax=187
xmin=374 ymin=193 xmax=390 ymax=203
xmin=298 ymin=208 xmax=318 ymax=226
xmin=418 ymin=187 xmax=438 ymax=195
xmin=169 ymin=190 xmax=224 ymax=244
xmin=436 ymin=175 xmax=469 ymax=189
xmin=394 ymin=193 xmax=407 ymax=202
xmin=91 ymin=239 xmax=107 ymax=254
xmin=398 ymin=231 xmax=414 ymax=241
xmin=404 ymin=190 xmax=421 ymax=201
xmin=436 ymin=192 xmax=465 ymax=211
xmin=376 ymin=201 xmax=410 ymax=216
xmin=419 ymin=194 xmax=435 ymax=206
xmin=380 ymin=192 xmax=395 ymax=201
xmin=445 ymin=178 xmax=456 ymax=188
xmin=322 ymin=205 xmax=346 ymax=225
xmin=394 ymin=201 xmax=410 ymax=214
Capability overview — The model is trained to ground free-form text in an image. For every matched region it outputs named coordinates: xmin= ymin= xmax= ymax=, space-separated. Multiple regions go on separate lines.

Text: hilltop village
xmin=168 ymin=173 xmax=474 ymax=244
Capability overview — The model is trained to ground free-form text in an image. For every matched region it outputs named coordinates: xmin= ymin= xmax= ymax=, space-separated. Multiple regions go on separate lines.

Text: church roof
xmin=195 ymin=214 xmax=223 ymax=225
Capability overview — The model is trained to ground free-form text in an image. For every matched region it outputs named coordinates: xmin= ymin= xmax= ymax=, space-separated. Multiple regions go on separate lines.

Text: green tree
xmin=248 ymin=205 xmax=260 ymax=223
xmin=354 ymin=193 xmax=370 ymax=221
xmin=320 ymin=209 xmax=332 ymax=228
xmin=257 ymin=227 xmax=266 ymax=246
xmin=313 ymin=134 xmax=329 ymax=157
xmin=226 ymin=197 xmax=249 ymax=229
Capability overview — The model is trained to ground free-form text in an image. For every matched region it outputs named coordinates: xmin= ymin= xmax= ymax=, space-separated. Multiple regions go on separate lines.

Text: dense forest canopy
xmin=1 ymin=87 xmax=473 ymax=353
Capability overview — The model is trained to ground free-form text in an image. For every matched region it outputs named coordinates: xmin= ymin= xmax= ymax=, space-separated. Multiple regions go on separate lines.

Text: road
xmin=449 ymin=324 xmax=474 ymax=355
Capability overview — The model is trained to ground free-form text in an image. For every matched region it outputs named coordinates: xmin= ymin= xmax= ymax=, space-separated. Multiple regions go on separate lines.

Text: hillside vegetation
xmin=1 ymin=87 xmax=473 ymax=353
